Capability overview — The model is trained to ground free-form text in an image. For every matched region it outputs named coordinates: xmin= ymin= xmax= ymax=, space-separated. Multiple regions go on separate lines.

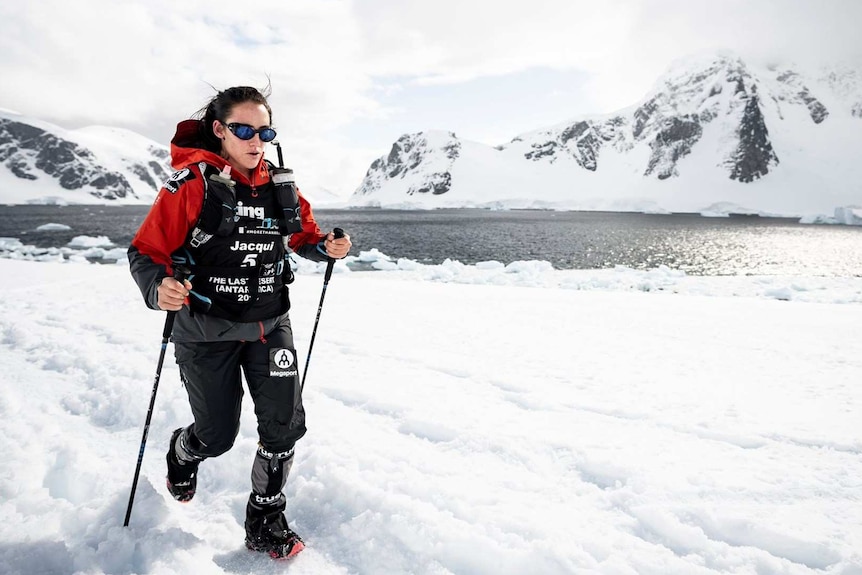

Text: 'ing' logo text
xmin=236 ymin=201 xmax=266 ymax=220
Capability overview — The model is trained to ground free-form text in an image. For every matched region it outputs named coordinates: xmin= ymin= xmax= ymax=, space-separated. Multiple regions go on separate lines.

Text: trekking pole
xmin=301 ymin=228 xmax=344 ymax=391
xmin=124 ymin=267 xmax=189 ymax=527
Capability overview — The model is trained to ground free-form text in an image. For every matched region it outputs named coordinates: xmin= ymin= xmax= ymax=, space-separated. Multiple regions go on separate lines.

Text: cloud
xmin=0 ymin=1 xmax=373 ymax=135
xmin=352 ymin=0 xmax=638 ymax=80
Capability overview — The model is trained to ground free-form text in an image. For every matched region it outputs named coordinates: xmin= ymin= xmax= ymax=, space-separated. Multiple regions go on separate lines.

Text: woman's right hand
xmin=157 ymin=277 xmax=192 ymax=311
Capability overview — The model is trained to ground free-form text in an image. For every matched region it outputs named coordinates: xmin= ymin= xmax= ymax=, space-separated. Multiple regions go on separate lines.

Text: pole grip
xmin=159 ymin=264 xmax=190 ymax=338
xmin=323 ymin=228 xmax=345 ymax=283
xmin=162 ymin=311 xmax=177 ymax=339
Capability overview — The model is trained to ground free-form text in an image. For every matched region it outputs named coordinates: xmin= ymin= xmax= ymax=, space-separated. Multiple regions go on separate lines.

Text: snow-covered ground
xmin=1 ymin=254 xmax=860 ymax=575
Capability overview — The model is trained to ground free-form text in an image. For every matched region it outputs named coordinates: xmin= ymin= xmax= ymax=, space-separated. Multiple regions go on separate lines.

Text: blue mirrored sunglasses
xmin=226 ymin=122 xmax=277 ymax=142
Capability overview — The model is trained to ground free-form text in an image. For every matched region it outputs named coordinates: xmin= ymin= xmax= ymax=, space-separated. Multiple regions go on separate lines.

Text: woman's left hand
xmin=325 ymin=232 xmax=352 ymax=259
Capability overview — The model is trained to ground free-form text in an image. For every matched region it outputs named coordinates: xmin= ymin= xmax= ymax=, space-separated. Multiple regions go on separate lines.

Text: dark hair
xmin=194 ymin=84 xmax=273 ymax=153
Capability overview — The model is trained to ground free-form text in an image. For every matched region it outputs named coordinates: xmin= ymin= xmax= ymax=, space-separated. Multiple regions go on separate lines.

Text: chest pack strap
xmin=189 ymin=162 xmax=239 ymax=248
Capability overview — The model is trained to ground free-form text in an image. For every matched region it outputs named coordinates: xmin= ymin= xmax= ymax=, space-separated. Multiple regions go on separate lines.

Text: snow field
xmin=0 ymin=259 xmax=860 ymax=574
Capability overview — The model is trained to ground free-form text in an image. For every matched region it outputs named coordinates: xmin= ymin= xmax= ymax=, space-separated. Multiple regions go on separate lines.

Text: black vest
xmin=174 ymin=162 xmax=288 ymax=322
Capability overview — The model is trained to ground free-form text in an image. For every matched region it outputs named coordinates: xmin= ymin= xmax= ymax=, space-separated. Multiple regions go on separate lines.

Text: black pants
xmin=173 ymin=320 xmax=305 ymax=513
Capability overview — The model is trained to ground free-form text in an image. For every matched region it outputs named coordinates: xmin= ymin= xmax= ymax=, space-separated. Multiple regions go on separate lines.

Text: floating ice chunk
xmin=67 ymin=235 xmax=113 ymax=248
xmin=36 ymin=223 xmax=72 ymax=231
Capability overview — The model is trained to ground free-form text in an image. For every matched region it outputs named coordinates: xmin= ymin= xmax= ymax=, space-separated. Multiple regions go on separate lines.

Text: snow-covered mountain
xmin=0 ymin=109 xmax=170 ymax=205
xmin=352 ymin=53 xmax=862 ymax=217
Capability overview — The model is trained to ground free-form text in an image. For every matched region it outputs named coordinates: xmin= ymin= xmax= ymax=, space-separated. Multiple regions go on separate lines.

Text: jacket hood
xmin=169 ymin=119 xmax=270 ymax=186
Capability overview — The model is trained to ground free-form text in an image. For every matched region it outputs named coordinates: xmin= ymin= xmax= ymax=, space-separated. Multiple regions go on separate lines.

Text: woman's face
xmin=212 ymin=101 xmax=271 ymax=177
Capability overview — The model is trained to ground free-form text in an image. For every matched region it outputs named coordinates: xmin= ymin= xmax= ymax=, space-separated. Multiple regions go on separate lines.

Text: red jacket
xmin=131 ymin=119 xmax=326 ymax=274
xmin=129 ymin=120 xmax=332 ymax=337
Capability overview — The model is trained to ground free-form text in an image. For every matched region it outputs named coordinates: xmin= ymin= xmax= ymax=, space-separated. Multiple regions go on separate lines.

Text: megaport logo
xmin=270 ymin=348 xmax=298 ymax=378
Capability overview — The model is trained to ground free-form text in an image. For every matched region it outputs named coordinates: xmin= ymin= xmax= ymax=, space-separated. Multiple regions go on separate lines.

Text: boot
xmin=165 ymin=427 xmax=198 ymax=502
xmin=244 ymin=506 xmax=305 ymax=559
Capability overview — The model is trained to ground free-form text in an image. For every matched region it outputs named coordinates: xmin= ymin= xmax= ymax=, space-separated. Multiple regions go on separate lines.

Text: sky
xmin=1 ymin=246 xmax=861 ymax=574
xmin=1 ymin=0 xmax=861 ymax=197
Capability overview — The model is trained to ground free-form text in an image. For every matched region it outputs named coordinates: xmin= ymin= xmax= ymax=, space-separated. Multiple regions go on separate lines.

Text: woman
xmin=129 ymin=85 xmax=351 ymax=559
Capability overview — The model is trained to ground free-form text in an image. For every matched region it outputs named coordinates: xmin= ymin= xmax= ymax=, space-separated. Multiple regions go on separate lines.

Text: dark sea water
xmin=0 ymin=205 xmax=860 ymax=276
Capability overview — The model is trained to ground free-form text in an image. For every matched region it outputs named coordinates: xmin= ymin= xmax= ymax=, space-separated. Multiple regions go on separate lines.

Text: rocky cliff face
xmin=355 ymin=131 xmax=461 ymax=198
xmin=510 ymin=55 xmax=783 ymax=183
xmin=352 ymin=54 xmax=861 ymax=214
xmin=0 ymin=113 xmax=170 ymax=203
